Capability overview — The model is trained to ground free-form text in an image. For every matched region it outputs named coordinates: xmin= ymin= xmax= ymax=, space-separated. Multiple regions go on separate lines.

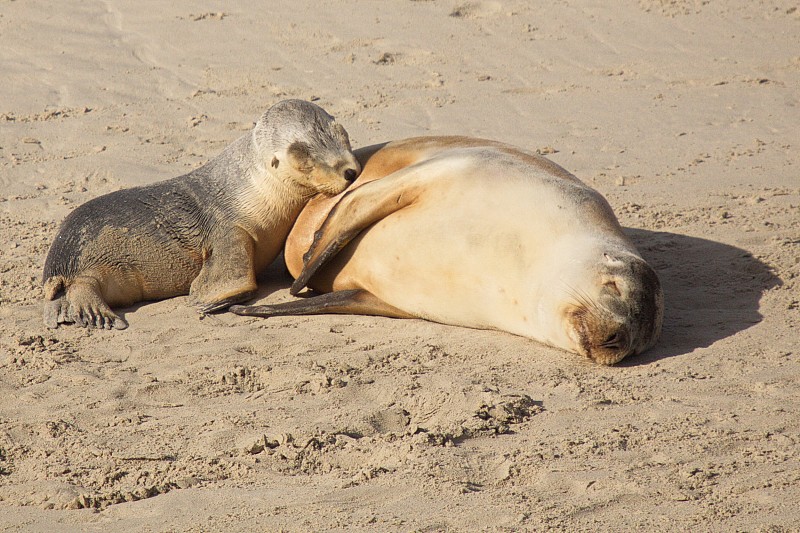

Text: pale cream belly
xmin=322 ymin=186 xmax=557 ymax=335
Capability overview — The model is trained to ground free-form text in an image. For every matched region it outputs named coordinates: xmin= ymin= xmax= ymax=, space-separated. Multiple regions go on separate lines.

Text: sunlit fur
xmin=274 ymin=136 xmax=664 ymax=364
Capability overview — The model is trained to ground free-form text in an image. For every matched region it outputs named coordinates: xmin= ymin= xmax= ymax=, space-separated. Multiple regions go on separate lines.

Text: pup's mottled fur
xmin=43 ymin=99 xmax=360 ymax=329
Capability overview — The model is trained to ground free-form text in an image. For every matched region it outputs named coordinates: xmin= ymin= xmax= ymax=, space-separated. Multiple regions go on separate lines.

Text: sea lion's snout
xmin=570 ymin=312 xmax=633 ymax=366
xmin=339 ymin=154 xmax=361 ymax=183
xmin=314 ymin=156 xmax=361 ymax=195
xmin=590 ymin=324 xmax=633 ymax=365
xmin=344 ymin=167 xmax=358 ymax=182
xmin=600 ymin=328 xmax=629 ymax=354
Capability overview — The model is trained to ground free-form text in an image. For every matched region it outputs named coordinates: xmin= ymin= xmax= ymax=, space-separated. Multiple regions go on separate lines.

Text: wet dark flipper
xmin=199 ymin=290 xmax=257 ymax=314
xmin=230 ymin=289 xmax=414 ymax=319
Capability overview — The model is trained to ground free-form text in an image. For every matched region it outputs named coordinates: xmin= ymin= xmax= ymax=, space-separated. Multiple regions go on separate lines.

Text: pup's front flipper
xmin=191 ymin=227 xmax=259 ymax=313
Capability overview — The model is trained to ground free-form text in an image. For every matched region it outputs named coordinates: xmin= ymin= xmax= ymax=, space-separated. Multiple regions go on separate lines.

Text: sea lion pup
xmin=42 ymin=99 xmax=361 ymax=330
xmin=231 ymin=136 xmax=663 ymax=365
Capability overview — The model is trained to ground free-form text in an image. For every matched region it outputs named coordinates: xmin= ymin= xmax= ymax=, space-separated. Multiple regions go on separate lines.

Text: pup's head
xmin=254 ymin=99 xmax=361 ymax=195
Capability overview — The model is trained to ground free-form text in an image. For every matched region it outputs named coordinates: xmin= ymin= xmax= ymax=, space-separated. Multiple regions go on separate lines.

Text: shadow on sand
xmin=620 ymin=228 xmax=781 ymax=366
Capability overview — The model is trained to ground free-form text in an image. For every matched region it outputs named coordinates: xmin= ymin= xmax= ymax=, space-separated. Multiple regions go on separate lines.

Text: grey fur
xmin=42 ymin=99 xmax=360 ymax=329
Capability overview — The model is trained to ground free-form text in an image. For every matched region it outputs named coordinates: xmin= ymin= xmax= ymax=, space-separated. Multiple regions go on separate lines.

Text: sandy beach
xmin=1 ymin=0 xmax=798 ymax=530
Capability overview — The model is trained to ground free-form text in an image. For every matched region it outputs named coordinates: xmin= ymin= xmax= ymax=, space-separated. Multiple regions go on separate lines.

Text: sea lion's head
xmin=562 ymin=250 xmax=663 ymax=365
xmin=254 ymin=99 xmax=361 ymax=196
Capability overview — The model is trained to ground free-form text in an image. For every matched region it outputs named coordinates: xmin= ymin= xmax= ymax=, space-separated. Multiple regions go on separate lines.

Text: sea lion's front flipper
xmin=230 ymin=289 xmax=414 ymax=319
xmin=191 ymin=227 xmax=258 ymax=313
xmin=290 ymin=168 xmax=426 ymax=295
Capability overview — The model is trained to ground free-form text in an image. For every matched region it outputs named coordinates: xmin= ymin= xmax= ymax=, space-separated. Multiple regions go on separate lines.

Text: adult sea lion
xmin=42 ymin=99 xmax=360 ymax=330
xmin=231 ymin=136 xmax=663 ymax=365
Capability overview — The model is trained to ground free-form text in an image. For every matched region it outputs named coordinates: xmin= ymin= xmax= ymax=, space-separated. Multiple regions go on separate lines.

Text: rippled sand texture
xmin=1 ymin=1 xmax=798 ymax=530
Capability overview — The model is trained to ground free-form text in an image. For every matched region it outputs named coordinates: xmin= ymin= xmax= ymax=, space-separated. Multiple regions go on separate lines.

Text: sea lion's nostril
xmin=601 ymin=331 xmax=626 ymax=350
xmin=344 ymin=168 xmax=358 ymax=182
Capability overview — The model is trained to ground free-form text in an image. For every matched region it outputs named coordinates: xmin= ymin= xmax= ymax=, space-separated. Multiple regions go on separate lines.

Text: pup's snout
xmin=344 ymin=168 xmax=358 ymax=182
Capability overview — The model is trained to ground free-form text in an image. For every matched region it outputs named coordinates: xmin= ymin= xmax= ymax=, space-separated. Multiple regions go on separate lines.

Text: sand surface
xmin=1 ymin=1 xmax=799 ymax=531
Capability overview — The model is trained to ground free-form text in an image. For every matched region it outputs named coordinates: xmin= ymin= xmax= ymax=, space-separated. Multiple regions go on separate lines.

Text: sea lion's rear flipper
xmin=43 ymin=278 xmax=128 ymax=330
xmin=290 ymin=168 xmax=426 ymax=295
xmin=230 ymin=289 xmax=413 ymax=319
xmin=191 ymin=227 xmax=258 ymax=313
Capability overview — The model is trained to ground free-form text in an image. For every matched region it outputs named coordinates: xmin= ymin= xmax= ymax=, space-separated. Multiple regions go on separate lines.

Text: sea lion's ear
xmin=287 ymin=141 xmax=313 ymax=171
xmin=332 ymin=123 xmax=351 ymax=148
